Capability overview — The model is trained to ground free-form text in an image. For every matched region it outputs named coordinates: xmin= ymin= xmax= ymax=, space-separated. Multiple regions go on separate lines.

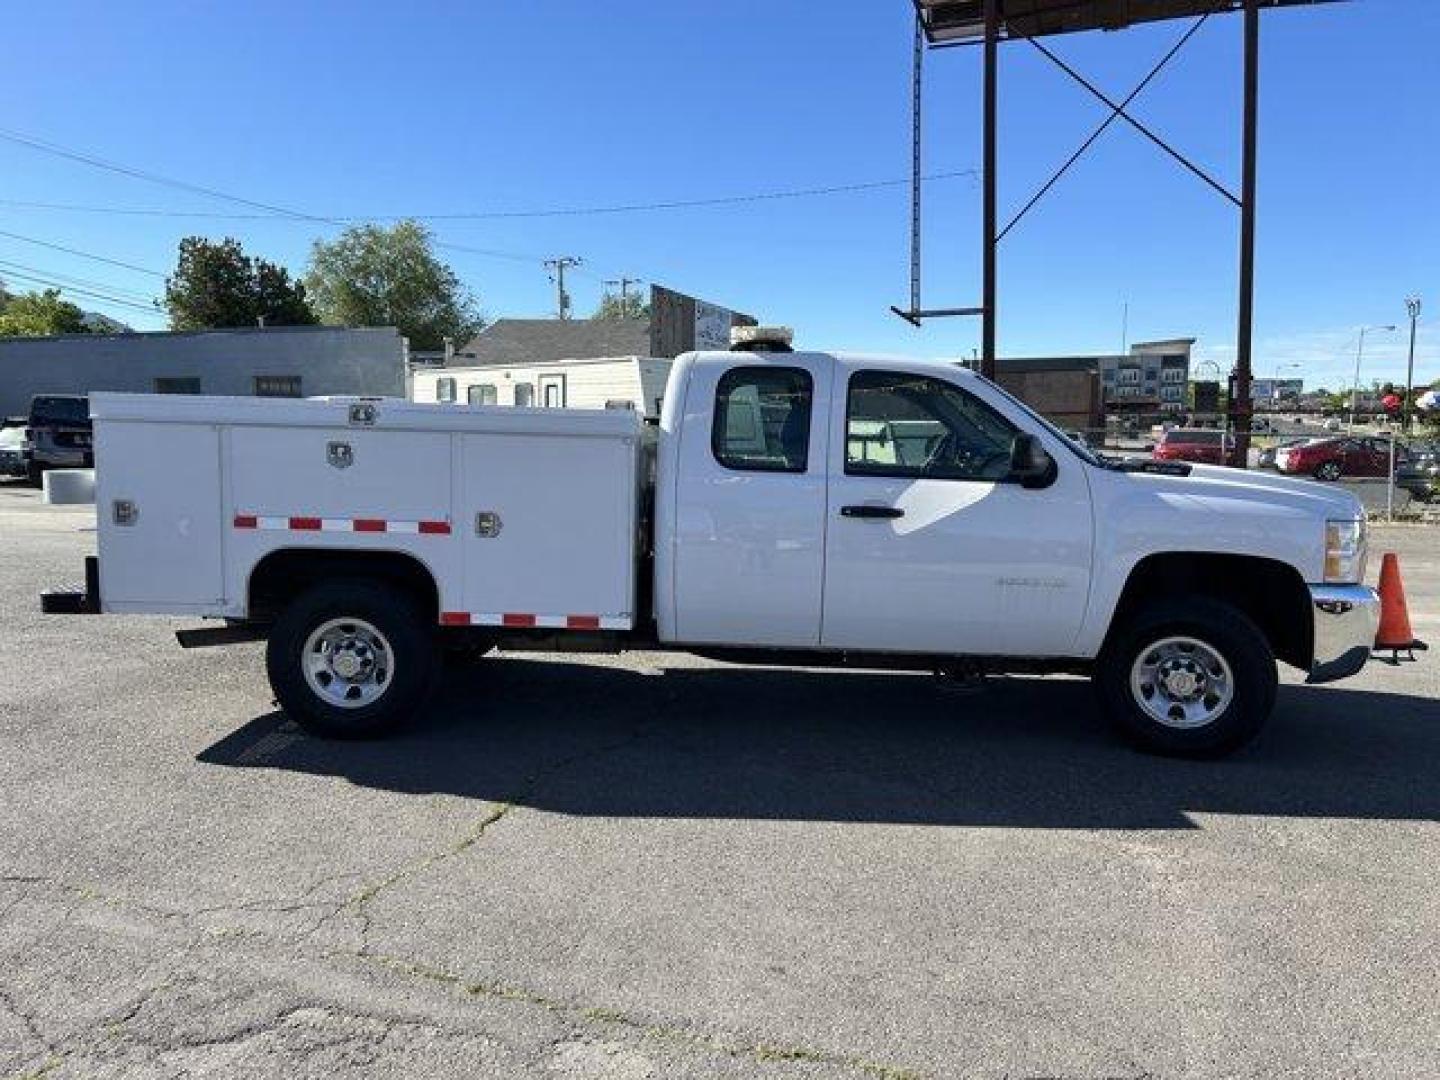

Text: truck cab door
xmin=820 ymin=366 xmax=1093 ymax=657
xmin=666 ymin=354 xmax=833 ymax=646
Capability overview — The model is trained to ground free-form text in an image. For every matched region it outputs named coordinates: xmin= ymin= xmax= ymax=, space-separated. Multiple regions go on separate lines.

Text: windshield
xmin=963 ymin=368 xmax=1104 ymax=467
xmin=0 ymin=427 xmax=21 ymax=449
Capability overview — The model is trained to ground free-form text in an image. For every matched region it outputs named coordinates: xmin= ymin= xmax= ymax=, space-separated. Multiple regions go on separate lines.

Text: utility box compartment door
xmin=229 ymin=427 xmax=452 ymax=522
xmin=95 ymin=422 xmax=224 ymax=612
xmin=460 ymin=430 xmax=637 ymax=625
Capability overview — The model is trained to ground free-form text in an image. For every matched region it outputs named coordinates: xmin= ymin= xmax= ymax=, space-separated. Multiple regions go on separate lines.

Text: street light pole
xmin=1350 ymin=324 xmax=1396 ymax=431
xmin=1403 ymin=297 xmax=1421 ymax=435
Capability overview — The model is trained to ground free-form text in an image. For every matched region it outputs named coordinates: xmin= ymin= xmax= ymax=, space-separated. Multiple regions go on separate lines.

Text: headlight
xmin=1324 ymin=518 xmax=1366 ymax=583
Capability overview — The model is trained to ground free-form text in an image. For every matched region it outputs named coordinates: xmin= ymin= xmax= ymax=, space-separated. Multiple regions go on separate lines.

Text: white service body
xmin=92 ymin=393 xmax=641 ymax=629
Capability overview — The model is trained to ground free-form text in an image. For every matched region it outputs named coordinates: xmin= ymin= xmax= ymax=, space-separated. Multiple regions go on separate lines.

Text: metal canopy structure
xmin=915 ymin=0 xmax=1339 ymax=43
xmin=901 ymin=0 xmax=1346 ymax=465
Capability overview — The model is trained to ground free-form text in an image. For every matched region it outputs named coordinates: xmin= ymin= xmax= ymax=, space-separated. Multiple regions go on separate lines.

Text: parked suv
xmin=1151 ymin=428 xmax=1234 ymax=466
xmin=22 ymin=395 xmax=92 ymax=484
xmin=1274 ymin=436 xmax=1401 ymax=481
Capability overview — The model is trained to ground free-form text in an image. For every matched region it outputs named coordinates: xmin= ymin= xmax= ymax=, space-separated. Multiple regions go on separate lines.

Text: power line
xmin=0 ymin=171 xmax=979 ymax=222
xmin=0 ymin=267 xmax=159 ymax=316
xmin=0 ymin=128 xmax=547 ymax=269
xmin=0 ymin=127 xmax=977 ymax=293
xmin=0 ymin=127 xmax=330 ymax=224
xmin=0 ymin=228 xmax=166 ymax=278
xmin=0 ymin=257 xmax=155 ymax=303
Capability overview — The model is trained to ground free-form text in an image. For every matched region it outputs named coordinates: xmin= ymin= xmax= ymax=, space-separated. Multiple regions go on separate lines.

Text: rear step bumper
xmin=40 ymin=555 xmax=100 ymax=614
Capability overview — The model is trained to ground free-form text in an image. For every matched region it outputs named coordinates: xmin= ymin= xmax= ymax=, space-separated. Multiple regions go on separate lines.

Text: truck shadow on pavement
xmin=198 ymin=658 xmax=1440 ymax=830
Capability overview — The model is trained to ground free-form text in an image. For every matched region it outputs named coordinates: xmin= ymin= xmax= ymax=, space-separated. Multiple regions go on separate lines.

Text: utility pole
xmin=980 ymin=0 xmax=998 ymax=379
xmin=1403 ymin=297 xmax=1421 ymax=434
xmin=604 ymin=276 xmax=643 ymax=313
xmin=1230 ymin=0 xmax=1258 ymax=468
xmin=544 ymin=256 xmax=583 ymax=320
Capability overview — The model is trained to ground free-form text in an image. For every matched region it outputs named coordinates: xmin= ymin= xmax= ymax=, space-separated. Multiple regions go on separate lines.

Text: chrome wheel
xmin=302 ymin=617 xmax=394 ymax=709
xmin=1129 ymin=635 xmax=1234 ymax=730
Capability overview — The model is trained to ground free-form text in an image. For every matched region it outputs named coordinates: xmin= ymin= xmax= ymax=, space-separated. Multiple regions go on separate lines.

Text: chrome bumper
xmin=1306 ymin=584 xmax=1380 ymax=684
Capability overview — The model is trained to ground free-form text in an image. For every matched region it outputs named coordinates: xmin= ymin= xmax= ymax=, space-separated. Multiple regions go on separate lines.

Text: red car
xmin=1274 ymin=436 xmax=1401 ymax=481
xmin=1152 ymin=428 xmax=1234 ymax=466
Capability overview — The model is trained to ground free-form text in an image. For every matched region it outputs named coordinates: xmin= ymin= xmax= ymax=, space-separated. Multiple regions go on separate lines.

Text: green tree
xmin=163 ymin=237 xmax=316 ymax=330
xmin=304 ymin=221 xmax=481 ymax=350
xmin=592 ymin=292 xmax=650 ymax=320
xmin=0 ymin=288 xmax=92 ymax=336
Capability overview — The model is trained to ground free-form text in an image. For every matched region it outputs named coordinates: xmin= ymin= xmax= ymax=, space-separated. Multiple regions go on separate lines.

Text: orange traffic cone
xmin=1374 ymin=552 xmax=1427 ymax=661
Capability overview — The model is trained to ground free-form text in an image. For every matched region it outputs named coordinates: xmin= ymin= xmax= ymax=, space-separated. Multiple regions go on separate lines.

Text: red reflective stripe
xmin=353 ymin=518 xmax=386 ymax=532
xmin=439 ymin=612 xmax=472 ymax=626
xmin=233 ymin=514 xmax=257 ymax=529
xmin=418 ymin=520 xmax=451 ymax=535
xmin=502 ymin=613 xmax=536 ymax=627
xmin=289 ymin=516 xmax=322 ymax=531
xmin=566 ymin=615 xmax=600 ymax=630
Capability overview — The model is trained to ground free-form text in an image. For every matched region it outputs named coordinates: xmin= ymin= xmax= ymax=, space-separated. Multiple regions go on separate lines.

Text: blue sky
xmin=1 ymin=0 xmax=1434 ymax=391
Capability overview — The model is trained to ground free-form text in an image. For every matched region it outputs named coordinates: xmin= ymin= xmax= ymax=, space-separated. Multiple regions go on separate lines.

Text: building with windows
xmin=0 ymin=325 xmax=406 ymax=416
xmin=997 ymin=338 xmax=1195 ymax=419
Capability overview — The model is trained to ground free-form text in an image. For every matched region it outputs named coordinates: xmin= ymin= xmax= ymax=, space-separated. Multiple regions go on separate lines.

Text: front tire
xmin=266 ymin=579 xmax=439 ymax=738
xmin=1314 ymin=461 xmax=1342 ymax=481
xmin=1096 ymin=598 xmax=1277 ymax=757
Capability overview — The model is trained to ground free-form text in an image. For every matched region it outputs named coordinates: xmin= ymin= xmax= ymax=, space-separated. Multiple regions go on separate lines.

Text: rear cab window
xmin=712 ymin=366 xmax=813 ymax=473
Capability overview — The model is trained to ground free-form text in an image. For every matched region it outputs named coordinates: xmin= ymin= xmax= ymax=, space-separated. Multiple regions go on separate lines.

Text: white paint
xmin=88 ymin=352 xmax=1366 ymax=666
xmin=662 ymin=351 xmax=833 ymax=647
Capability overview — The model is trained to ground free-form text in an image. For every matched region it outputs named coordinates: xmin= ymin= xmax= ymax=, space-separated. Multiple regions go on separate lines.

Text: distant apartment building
xmin=1099 ymin=339 xmax=1195 ymax=413
xmin=996 ymin=337 xmax=1195 ymax=422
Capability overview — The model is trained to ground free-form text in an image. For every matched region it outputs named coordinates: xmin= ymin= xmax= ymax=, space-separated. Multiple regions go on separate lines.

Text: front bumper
xmin=1306 ymin=583 xmax=1380 ymax=684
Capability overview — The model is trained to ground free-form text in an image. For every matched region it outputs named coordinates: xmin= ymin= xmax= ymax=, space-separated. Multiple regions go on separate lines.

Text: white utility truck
xmin=44 ymin=337 xmax=1385 ymax=756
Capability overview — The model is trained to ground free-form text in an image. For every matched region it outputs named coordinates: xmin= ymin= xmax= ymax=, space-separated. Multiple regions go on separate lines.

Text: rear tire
xmin=1314 ymin=461 xmax=1342 ymax=481
xmin=1096 ymin=598 xmax=1277 ymax=758
xmin=266 ymin=579 xmax=439 ymax=739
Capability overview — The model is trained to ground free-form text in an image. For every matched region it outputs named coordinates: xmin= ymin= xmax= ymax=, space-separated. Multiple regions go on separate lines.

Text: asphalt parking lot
xmin=2 ymin=480 xmax=1437 ymax=1080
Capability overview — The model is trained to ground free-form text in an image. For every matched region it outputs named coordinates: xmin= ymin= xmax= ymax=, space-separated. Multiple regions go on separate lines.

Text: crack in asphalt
xmin=335 ymin=721 xmax=662 ymax=955
xmin=0 ymin=723 xmax=926 ymax=1080
xmin=355 ymin=950 xmax=923 ymax=1080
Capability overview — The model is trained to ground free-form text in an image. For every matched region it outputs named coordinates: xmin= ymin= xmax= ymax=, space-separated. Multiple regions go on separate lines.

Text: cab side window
xmin=846 ymin=370 xmax=1016 ymax=481
xmin=712 ymin=366 xmax=813 ymax=473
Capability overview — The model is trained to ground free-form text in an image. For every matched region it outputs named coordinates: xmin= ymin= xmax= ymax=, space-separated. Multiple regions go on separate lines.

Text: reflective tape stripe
xmin=232 ymin=515 xmax=450 ymax=535
xmin=440 ymin=612 xmax=629 ymax=631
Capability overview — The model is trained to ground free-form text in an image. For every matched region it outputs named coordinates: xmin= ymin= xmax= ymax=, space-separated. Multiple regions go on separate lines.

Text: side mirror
xmin=1009 ymin=433 xmax=1055 ymax=489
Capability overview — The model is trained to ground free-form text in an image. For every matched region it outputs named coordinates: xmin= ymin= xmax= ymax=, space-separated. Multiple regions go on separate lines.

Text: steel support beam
xmin=981 ymin=0 xmax=998 ymax=378
xmin=1231 ymin=0 xmax=1258 ymax=466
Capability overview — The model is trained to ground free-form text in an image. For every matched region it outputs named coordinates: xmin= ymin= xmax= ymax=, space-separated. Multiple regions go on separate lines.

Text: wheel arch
xmin=247 ymin=547 xmax=440 ymax=625
xmin=1104 ymin=552 xmax=1312 ymax=671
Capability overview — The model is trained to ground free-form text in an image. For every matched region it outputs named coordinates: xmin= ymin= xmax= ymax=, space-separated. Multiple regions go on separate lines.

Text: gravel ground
xmin=1 ymin=480 xmax=1436 ymax=1079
